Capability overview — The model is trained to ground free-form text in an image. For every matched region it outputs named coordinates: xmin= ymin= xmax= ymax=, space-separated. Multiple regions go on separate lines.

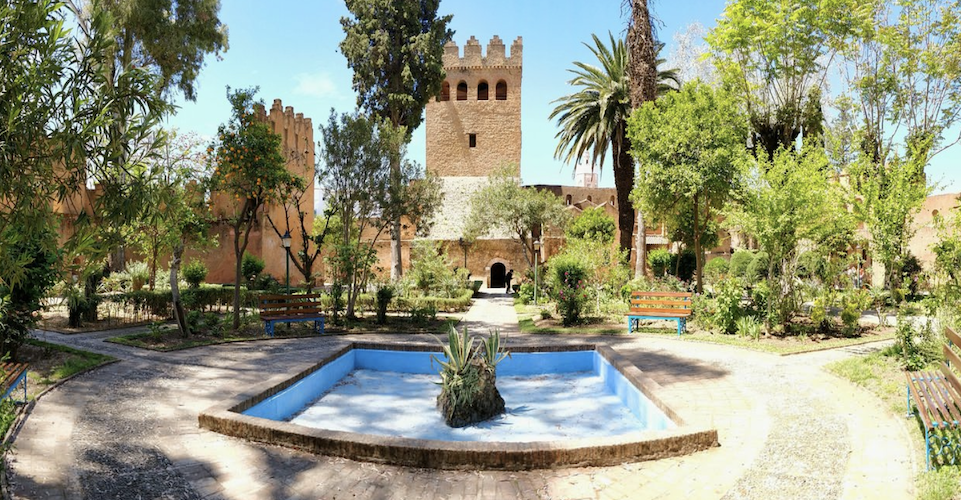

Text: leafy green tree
xmin=725 ymin=148 xmax=856 ymax=330
xmin=835 ymin=0 xmax=960 ymax=296
xmin=629 ymin=82 xmax=747 ymax=293
xmin=66 ymin=0 xmax=228 ymax=102
xmin=67 ymin=0 xmax=227 ymax=269
xmin=407 ymin=240 xmax=454 ymax=296
xmin=129 ymin=130 xmax=210 ymax=291
xmin=0 ymin=0 xmax=170 ymax=335
xmin=209 ymin=87 xmax=303 ymax=330
xmin=566 ymin=207 xmax=616 ymax=245
xmin=707 ymin=0 xmax=866 ymax=158
xmin=319 ymin=110 xmax=442 ymax=317
xmin=550 ymin=33 xmax=678 ymax=270
xmin=340 ymin=0 xmax=453 ymax=280
xmin=465 ymin=168 xmax=570 ymax=269
xmin=851 ymin=158 xmax=930 ymax=295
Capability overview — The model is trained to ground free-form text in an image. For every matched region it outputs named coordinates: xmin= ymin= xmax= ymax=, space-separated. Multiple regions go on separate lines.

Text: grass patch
xmin=108 ymin=314 xmax=461 ymax=351
xmin=0 ymin=340 xmax=116 ymax=443
xmin=21 ymin=339 xmax=114 ymax=391
xmin=827 ymin=351 xmax=961 ymax=500
xmin=638 ymin=328 xmax=898 ymax=355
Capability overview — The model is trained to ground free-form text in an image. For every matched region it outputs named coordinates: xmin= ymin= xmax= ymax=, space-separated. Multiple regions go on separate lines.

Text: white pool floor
xmin=288 ymin=369 xmax=648 ymax=442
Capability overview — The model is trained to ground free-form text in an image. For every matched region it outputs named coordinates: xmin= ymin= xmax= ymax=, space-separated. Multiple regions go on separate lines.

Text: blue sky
xmin=166 ymin=0 xmax=960 ymax=195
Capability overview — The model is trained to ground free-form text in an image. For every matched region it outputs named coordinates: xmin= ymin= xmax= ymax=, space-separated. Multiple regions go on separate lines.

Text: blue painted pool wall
xmin=245 ymin=350 xmax=356 ymax=421
xmin=594 ymin=352 xmax=675 ymax=430
xmin=245 ymin=348 xmax=675 ymax=430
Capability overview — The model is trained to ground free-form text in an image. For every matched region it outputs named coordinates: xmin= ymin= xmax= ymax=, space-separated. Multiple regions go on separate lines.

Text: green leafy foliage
xmin=566 ymin=207 xmax=616 ymax=245
xmin=629 ymin=82 xmax=747 ymax=292
xmin=465 ymin=167 xmax=570 ymax=268
xmin=647 ymin=249 xmax=673 ymax=277
xmin=431 ymin=326 xmax=509 ymax=427
xmin=712 ymin=277 xmax=744 ymax=335
xmin=730 ymin=251 xmax=754 ymax=279
xmin=0 ymin=227 xmax=59 ymax=358
xmin=407 ymin=241 xmax=455 ymax=296
xmin=374 ymin=284 xmax=395 ymax=324
xmin=182 ymin=261 xmax=208 ymax=289
xmin=745 ymin=251 xmax=770 ymax=284
xmin=735 ymin=315 xmax=762 ymax=340
xmin=724 ymin=147 xmax=856 ymax=329
xmin=890 ymin=317 xmax=942 ymax=371
xmin=548 ymin=256 xmax=589 ymax=326
xmin=241 ymin=253 xmax=265 ymax=283
xmin=703 ymin=257 xmax=729 ymax=284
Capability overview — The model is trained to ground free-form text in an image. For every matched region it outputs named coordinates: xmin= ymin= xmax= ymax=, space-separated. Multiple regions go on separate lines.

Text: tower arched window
xmin=457 ymin=81 xmax=468 ymax=100
xmin=566 ymin=195 xmax=572 ymax=205
xmin=439 ymin=81 xmax=450 ymax=101
xmin=478 ymin=81 xmax=489 ymax=100
xmin=495 ymin=80 xmax=507 ymax=100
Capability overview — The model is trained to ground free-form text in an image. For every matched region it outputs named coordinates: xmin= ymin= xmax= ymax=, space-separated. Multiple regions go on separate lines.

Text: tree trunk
xmin=389 ymin=150 xmax=403 ymax=280
xmin=170 ymin=242 xmax=190 ymax=337
xmin=149 ymin=246 xmax=158 ymax=291
xmin=232 ymin=227 xmax=243 ymax=330
xmin=693 ymin=195 xmax=703 ymax=294
xmin=613 ymin=127 xmax=636 ymax=261
xmin=634 ymin=209 xmax=647 ymax=279
xmin=628 ymin=0 xmax=658 ymax=107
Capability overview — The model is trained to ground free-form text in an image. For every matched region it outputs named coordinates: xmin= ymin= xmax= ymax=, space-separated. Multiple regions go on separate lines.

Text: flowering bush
xmin=548 ymin=257 xmax=589 ymax=326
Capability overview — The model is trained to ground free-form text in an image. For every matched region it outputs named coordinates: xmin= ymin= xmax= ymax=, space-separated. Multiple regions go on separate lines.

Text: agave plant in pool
xmin=432 ymin=325 xmax=510 ymax=427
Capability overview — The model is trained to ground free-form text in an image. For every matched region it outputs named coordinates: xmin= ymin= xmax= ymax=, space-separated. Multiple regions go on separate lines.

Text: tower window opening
xmin=496 ymin=80 xmax=507 ymax=100
xmin=469 ymin=133 xmax=477 ymax=148
xmin=566 ymin=195 xmax=572 ymax=205
xmin=478 ymin=81 xmax=489 ymax=100
xmin=610 ymin=196 xmax=615 ymax=206
xmin=457 ymin=81 xmax=468 ymax=100
xmin=587 ymin=195 xmax=592 ymax=202
xmin=440 ymin=81 xmax=450 ymax=101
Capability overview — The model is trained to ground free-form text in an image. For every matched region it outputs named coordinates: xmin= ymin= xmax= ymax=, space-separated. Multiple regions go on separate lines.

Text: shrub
xmin=647 ymin=249 xmax=672 ymax=277
xmin=548 ymin=256 xmax=588 ymax=326
xmin=250 ymin=273 xmax=279 ymax=292
xmin=745 ymin=251 xmax=769 ymax=284
xmin=671 ymin=249 xmax=697 ymax=282
xmin=840 ymin=289 xmax=870 ymax=336
xmin=126 ymin=261 xmax=149 ymax=291
xmin=241 ymin=253 xmax=265 ymax=282
xmin=704 ymin=257 xmax=730 ymax=284
xmin=182 ymin=261 xmax=208 ymax=289
xmin=902 ymin=252 xmax=924 ymax=296
xmin=375 ymin=284 xmax=395 ymax=324
xmin=408 ymin=240 xmax=454 ymax=296
xmin=891 ymin=316 xmax=942 ymax=371
xmin=432 ymin=326 xmax=508 ymax=427
xmin=409 ymin=303 xmax=437 ymax=324
xmin=712 ymin=277 xmax=744 ymax=334
xmin=730 ymin=250 xmax=754 ymax=278
xmin=735 ymin=315 xmax=762 ymax=340
xmin=517 ymin=282 xmax=534 ymax=305
xmin=810 ymin=293 xmax=830 ymax=330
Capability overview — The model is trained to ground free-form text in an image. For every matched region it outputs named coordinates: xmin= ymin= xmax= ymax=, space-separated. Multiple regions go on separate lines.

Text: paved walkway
xmin=7 ymin=291 xmax=917 ymax=499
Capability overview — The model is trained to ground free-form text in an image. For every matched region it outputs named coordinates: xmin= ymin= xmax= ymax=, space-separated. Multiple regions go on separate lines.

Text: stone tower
xmin=425 ymin=36 xmax=522 ymax=244
xmin=426 ymin=35 xmax=522 ymax=178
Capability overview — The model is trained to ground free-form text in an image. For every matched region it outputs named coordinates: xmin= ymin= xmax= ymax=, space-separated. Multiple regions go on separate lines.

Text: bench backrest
xmin=260 ymin=293 xmax=324 ymax=318
xmin=941 ymin=327 xmax=961 ymax=397
xmin=0 ymin=362 xmax=27 ymax=391
xmin=629 ymin=291 xmax=693 ymax=313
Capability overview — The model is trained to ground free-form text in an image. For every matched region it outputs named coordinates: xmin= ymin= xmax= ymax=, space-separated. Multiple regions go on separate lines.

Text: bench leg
xmin=265 ymin=321 xmax=274 ymax=338
xmin=907 ymin=383 xmax=913 ymax=418
xmin=676 ymin=318 xmax=682 ymax=336
xmin=927 ymin=427 xmax=932 ymax=471
xmin=314 ymin=319 xmax=324 ymax=335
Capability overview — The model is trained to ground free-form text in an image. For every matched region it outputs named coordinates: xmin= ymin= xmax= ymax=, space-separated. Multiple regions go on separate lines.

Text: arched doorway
xmin=490 ymin=262 xmax=506 ymax=289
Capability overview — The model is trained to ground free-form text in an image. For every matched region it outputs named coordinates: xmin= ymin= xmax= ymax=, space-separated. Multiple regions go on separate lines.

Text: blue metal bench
xmin=0 ymin=363 xmax=27 ymax=403
xmin=259 ymin=293 xmax=325 ymax=337
xmin=627 ymin=291 xmax=692 ymax=336
xmin=906 ymin=326 xmax=961 ymax=470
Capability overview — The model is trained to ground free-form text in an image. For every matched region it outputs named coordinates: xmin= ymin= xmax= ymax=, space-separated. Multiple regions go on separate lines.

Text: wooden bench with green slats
xmin=906 ymin=326 xmax=961 ymax=470
xmin=259 ymin=293 xmax=325 ymax=337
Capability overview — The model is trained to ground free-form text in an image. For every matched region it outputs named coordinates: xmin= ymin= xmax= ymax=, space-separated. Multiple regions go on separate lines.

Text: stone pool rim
xmin=198 ymin=341 xmax=718 ymax=470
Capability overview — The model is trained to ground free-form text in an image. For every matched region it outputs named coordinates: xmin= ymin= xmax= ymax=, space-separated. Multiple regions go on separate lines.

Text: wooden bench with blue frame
xmin=259 ymin=293 xmax=325 ymax=337
xmin=906 ymin=326 xmax=961 ymax=470
xmin=0 ymin=362 xmax=28 ymax=404
xmin=627 ymin=291 xmax=693 ymax=336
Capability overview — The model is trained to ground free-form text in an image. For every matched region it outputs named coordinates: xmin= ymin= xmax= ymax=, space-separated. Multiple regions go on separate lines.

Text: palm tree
xmin=550 ymin=33 xmax=678 ymax=267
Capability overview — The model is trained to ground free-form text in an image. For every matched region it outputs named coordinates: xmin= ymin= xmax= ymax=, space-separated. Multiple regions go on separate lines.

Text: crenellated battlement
xmin=442 ymin=35 xmax=522 ymax=68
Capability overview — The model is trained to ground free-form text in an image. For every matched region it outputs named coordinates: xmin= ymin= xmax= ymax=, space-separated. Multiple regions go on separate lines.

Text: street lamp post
xmin=533 ymin=239 xmax=541 ymax=305
xmin=458 ymin=237 xmax=468 ymax=269
xmin=281 ymin=230 xmax=292 ymax=295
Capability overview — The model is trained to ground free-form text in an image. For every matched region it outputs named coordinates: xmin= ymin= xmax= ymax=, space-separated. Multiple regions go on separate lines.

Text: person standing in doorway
xmin=505 ymin=269 xmax=513 ymax=295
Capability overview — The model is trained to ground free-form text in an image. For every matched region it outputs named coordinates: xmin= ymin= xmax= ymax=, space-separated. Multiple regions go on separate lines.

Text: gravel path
xmin=6 ymin=293 xmax=916 ymax=499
